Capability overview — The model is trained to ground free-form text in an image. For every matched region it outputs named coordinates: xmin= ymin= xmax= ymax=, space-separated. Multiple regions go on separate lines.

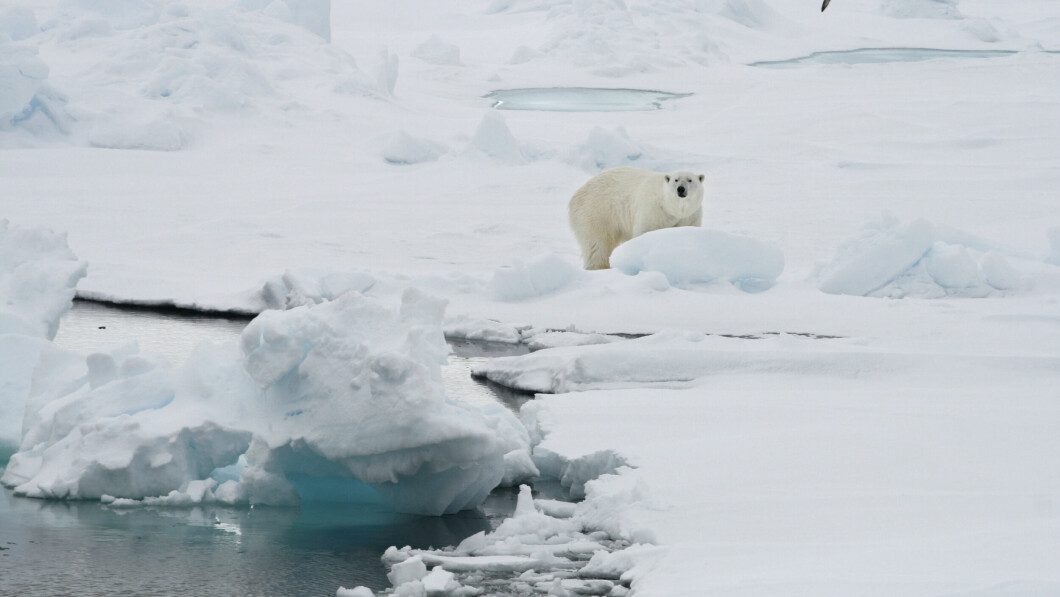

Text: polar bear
xmin=568 ymin=167 xmax=705 ymax=270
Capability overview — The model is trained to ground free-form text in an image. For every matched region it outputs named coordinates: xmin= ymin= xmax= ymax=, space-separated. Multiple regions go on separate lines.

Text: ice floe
xmin=3 ymin=288 xmax=534 ymax=515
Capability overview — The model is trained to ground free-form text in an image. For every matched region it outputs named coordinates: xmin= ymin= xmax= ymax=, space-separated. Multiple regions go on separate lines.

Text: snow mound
xmin=411 ymin=34 xmax=462 ymax=66
xmin=238 ymin=0 xmax=332 ymax=41
xmin=492 ymin=254 xmax=581 ymax=301
xmin=1048 ymin=228 xmax=1060 ymax=267
xmin=87 ymin=119 xmax=189 ymax=151
xmin=568 ymin=127 xmax=647 ymax=172
xmin=519 ymin=0 xmax=783 ymax=76
xmin=818 ymin=216 xmax=1028 ymax=298
xmin=0 ymin=40 xmax=66 ymax=137
xmin=382 ymin=130 xmax=446 ymax=165
xmin=0 ymin=7 xmax=39 ymax=41
xmin=18 ymin=0 xmax=370 ymax=147
xmin=260 ymin=268 xmax=376 ymax=309
xmin=610 ymin=227 xmax=784 ymax=292
xmin=881 ymin=0 xmax=962 ymax=20
xmin=465 ymin=112 xmax=526 ymax=164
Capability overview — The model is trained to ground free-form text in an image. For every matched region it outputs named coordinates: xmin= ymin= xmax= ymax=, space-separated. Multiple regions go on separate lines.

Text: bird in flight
xmin=822 ymin=0 xmax=832 ymax=10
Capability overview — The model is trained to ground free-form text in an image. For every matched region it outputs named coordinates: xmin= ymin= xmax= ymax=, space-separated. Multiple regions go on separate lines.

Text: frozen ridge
xmin=2 ymin=289 xmax=538 ymax=515
xmin=0 ymin=0 xmax=378 ymax=149
xmin=338 ymin=485 xmax=646 ymax=597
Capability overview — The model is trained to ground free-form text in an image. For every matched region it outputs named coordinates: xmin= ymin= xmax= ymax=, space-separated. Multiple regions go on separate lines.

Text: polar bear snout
xmin=677 ymin=185 xmax=687 ymax=198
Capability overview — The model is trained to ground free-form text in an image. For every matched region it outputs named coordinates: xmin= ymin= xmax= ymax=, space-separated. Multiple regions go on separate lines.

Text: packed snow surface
xmin=518 ymin=335 xmax=1060 ymax=596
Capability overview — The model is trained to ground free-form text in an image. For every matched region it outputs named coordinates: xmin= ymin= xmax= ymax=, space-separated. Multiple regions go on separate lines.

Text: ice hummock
xmin=817 ymin=215 xmax=1034 ymax=298
xmin=0 ymin=221 xmax=86 ymax=449
xmin=3 ymin=289 xmax=535 ymax=515
xmin=610 ymin=227 xmax=785 ymax=292
xmin=234 ymin=288 xmax=532 ymax=514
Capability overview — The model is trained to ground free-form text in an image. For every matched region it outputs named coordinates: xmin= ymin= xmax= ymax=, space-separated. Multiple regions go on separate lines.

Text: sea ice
xmin=0 ymin=6 xmax=38 ymax=41
xmin=382 ymin=131 xmax=447 ymax=165
xmin=0 ymin=221 xmax=86 ymax=448
xmin=239 ymin=0 xmax=333 ymax=41
xmin=465 ymin=112 xmax=526 ymax=164
xmin=0 ymin=220 xmax=86 ymax=340
xmin=0 ymin=40 xmax=57 ymax=133
xmin=3 ymin=289 xmax=532 ymax=515
xmin=375 ymin=484 xmax=638 ymax=594
xmin=881 ymin=0 xmax=961 ymax=19
xmin=492 ymin=254 xmax=581 ymax=301
xmin=411 ymin=35 xmax=462 ymax=66
xmin=443 ymin=314 xmax=524 ymax=344
xmin=260 ymin=269 xmax=376 ymax=310
xmin=1048 ymin=228 xmax=1060 ymax=266
xmin=818 ymin=215 xmax=1031 ymax=298
xmin=608 ymin=227 xmax=784 ymax=291
xmin=567 ymin=127 xmax=645 ymax=172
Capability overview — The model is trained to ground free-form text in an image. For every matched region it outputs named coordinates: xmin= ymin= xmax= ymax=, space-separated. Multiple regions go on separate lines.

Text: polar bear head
xmin=661 ymin=171 xmax=705 ymax=219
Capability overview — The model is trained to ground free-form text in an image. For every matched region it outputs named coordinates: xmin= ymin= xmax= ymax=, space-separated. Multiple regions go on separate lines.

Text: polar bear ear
xmin=664 ymin=175 xmax=670 ymax=183
xmin=698 ymin=174 xmax=704 ymax=182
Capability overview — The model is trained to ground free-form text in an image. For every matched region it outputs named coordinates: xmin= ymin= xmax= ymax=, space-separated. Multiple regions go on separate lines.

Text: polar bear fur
xmin=569 ymin=167 xmax=705 ymax=270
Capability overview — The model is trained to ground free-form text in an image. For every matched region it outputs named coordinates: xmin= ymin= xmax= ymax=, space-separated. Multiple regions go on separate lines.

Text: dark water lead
xmin=750 ymin=47 xmax=1021 ymax=68
xmin=485 ymin=87 xmax=691 ymax=112
xmin=0 ymin=301 xmax=545 ymax=596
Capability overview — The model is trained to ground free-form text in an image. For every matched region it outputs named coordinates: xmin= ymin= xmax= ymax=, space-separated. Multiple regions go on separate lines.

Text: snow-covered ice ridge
xmin=0 ymin=221 xmax=86 ymax=449
xmin=1 ymin=285 xmax=539 ymax=516
xmin=0 ymin=0 xmax=375 ymax=148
